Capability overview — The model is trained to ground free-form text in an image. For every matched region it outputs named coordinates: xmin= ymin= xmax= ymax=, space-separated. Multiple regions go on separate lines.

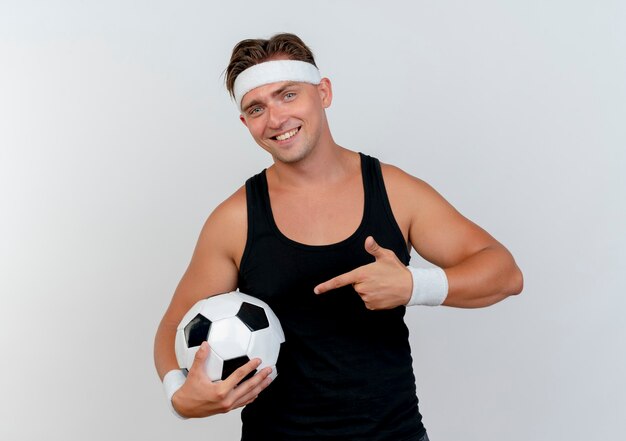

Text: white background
xmin=1 ymin=1 xmax=624 ymax=440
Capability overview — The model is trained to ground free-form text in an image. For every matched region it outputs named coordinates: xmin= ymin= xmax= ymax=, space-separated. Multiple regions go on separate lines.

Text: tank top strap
xmin=359 ymin=152 xmax=410 ymax=263
xmin=359 ymin=152 xmax=381 ymax=210
xmin=244 ymin=170 xmax=274 ymax=241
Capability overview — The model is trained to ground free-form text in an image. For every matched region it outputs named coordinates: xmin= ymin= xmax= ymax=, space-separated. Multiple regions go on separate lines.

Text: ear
xmin=317 ymin=78 xmax=333 ymax=108
xmin=239 ymin=114 xmax=248 ymax=127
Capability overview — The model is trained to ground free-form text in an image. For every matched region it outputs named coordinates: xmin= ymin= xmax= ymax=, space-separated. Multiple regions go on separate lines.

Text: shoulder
xmin=170 ymin=185 xmax=248 ymax=308
xmin=374 ymin=162 xmax=427 ymax=242
xmin=379 ymin=161 xmax=441 ymax=205
xmin=378 ymin=161 xmax=461 ymax=237
xmin=197 ymin=185 xmax=248 ymax=264
xmin=210 ymin=185 xmax=247 ymax=226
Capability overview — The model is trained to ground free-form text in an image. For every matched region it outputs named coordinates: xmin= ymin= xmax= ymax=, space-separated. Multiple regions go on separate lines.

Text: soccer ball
xmin=175 ymin=291 xmax=284 ymax=382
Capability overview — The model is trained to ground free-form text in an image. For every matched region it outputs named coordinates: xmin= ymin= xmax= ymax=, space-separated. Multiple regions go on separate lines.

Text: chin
xmin=272 ymin=144 xmax=314 ymax=165
xmin=274 ymin=151 xmax=308 ymax=164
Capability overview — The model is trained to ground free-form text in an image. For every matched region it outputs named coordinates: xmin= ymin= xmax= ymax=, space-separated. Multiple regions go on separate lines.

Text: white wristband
xmin=163 ymin=369 xmax=188 ymax=419
xmin=406 ymin=266 xmax=449 ymax=306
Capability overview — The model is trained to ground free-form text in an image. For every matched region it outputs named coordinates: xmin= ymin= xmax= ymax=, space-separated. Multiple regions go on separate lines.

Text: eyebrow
xmin=242 ymin=82 xmax=300 ymax=112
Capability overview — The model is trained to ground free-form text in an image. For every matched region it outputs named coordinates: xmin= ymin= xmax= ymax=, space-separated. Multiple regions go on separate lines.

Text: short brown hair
xmin=225 ymin=33 xmax=317 ymax=99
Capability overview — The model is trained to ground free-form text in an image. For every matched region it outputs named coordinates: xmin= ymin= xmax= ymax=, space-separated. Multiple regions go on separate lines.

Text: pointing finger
xmin=314 ymin=269 xmax=359 ymax=294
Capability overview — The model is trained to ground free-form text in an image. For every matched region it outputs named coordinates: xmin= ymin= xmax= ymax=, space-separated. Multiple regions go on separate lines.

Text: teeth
xmin=276 ymin=128 xmax=299 ymax=141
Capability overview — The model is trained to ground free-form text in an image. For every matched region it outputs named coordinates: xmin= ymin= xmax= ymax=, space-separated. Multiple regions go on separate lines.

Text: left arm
xmin=391 ymin=165 xmax=523 ymax=308
xmin=440 ymin=243 xmax=522 ymax=308
xmin=315 ymin=165 xmax=523 ymax=309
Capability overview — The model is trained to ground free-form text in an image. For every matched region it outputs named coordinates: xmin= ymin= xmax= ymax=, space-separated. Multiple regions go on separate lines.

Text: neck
xmin=268 ymin=138 xmax=358 ymax=189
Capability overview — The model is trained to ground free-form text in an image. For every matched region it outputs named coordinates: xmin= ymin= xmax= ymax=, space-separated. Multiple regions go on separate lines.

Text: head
xmin=225 ymin=33 xmax=334 ymax=164
xmin=225 ymin=33 xmax=318 ymax=101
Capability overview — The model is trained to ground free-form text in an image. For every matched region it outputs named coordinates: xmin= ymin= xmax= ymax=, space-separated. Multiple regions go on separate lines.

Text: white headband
xmin=233 ymin=60 xmax=321 ymax=110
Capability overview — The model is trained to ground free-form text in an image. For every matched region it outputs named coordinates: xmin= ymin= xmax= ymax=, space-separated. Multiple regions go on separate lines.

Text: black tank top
xmin=238 ymin=153 xmax=426 ymax=441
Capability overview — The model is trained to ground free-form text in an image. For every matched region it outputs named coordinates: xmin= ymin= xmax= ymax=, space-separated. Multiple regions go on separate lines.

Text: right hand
xmin=171 ymin=341 xmax=273 ymax=418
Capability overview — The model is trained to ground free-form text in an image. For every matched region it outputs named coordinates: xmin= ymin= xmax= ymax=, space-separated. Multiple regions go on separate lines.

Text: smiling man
xmin=154 ymin=33 xmax=523 ymax=441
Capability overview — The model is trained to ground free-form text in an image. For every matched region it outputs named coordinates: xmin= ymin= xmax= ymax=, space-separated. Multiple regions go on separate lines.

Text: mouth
xmin=271 ymin=126 xmax=301 ymax=141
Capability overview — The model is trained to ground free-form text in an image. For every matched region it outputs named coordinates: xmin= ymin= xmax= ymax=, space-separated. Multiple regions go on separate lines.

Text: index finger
xmin=314 ymin=269 xmax=359 ymax=294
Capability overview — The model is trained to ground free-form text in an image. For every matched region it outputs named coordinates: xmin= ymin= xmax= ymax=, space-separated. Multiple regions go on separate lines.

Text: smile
xmin=272 ymin=127 xmax=300 ymax=141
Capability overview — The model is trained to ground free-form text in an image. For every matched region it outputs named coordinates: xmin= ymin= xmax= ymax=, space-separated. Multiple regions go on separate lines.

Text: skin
xmin=153 ymin=66 xmax=524 ymax=418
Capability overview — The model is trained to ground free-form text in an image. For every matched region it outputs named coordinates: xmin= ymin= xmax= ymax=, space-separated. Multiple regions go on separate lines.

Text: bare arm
xmin=153 ymin=187 xmax=272 ymax=417
xmin=315 ymin=164 xmax=523 ymax=309
xmin=395 ymin=166 xmax=523 ymax=308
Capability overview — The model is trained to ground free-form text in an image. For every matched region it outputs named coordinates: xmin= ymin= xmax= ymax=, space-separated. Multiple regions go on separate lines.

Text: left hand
xmin=313 ymin=236 xmax=413 ymax=310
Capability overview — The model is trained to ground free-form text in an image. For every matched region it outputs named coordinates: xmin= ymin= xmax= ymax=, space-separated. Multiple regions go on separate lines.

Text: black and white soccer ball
xmin=175 ymin=291 xmax=284 ymax=382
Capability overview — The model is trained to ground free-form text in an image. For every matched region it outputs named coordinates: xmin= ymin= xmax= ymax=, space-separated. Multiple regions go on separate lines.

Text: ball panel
xmin=270 ymin=325 xmax=286 ymax=345
xmin=201 ymin=293 xmax=242 ymax=321
xmin=268 ymin=366 xmax=278 ymax=381
xmin=236 ymin=302 xmax=269 ymax=331
xmin=236 ymin=292 xmax=285 ymax=342
xmin=237 ymin=293 xmax=284 ymax=341
xmin=208 ymin=317 xmax=252 ymax=360
xmin=184 ymin=314 xmax=212 ymax=348
xmin=206 ymin=351 xmax=224 ymax=382
xmin=184 ymin=345 xmax=200 ymax=370
xmin=177 ymin=298 xmax=207 ymax=331
xmin=247 ymin=327 xmax=281 ymax=369
xmin=268 ymin=310 xmax=285 ymax=343
xmin=221 ymin=356 xmax=253 ymax=383
xmin=174 ymin=328 xmax=187 ymax=368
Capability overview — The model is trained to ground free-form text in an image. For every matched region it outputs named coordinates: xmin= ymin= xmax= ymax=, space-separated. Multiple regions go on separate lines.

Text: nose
xmin=266 ymin=104 xmax=287 ymax=130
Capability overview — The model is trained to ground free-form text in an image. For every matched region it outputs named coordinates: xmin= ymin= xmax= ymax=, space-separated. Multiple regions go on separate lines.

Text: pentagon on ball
xmin=175 ymin=291 xmax=285 ymax=382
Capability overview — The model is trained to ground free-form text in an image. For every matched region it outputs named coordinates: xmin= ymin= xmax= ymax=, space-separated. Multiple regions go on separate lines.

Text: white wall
xmin=1 ymin=1 xmax=624 ymax=440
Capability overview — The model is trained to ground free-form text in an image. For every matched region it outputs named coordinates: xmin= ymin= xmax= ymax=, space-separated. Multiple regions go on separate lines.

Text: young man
xmin=154 ymin=33 xmax=523 ymax=441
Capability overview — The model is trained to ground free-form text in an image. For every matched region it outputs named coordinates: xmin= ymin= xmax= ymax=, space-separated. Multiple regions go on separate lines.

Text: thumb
xmin=364 ymin=236 xmax=385 ymax=259
xmin=190 ymin=341 xmax=210 ymax=375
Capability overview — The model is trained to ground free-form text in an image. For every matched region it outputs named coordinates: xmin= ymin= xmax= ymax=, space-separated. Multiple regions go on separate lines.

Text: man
xmin=154 ymin=33 xmax=523 ymax=441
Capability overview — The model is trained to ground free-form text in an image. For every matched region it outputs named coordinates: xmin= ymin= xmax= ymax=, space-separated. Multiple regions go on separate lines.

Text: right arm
xmin=153 ymin=186 xmax=273 ymax=418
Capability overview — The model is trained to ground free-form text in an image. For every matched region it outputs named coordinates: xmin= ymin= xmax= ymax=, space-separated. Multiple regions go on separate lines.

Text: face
xmin=239 ymin=78 xmax=332 ymax=164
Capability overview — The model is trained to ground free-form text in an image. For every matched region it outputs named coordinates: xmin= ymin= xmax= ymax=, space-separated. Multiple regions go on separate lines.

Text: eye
xmin=248 ymin=106 xmax=263 ymax=116
xmin=284 ymin=92 xmax=296 ymax=101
